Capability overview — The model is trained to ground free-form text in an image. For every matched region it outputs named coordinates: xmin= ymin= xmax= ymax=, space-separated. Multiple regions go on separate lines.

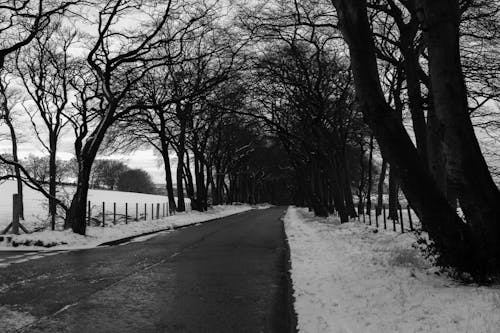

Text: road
xmin=0 ymin=207 xmax=295 ymax=333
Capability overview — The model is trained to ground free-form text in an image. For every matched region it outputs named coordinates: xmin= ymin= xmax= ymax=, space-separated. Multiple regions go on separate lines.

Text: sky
xmin=0 ymin=134 xmax=170 ymax=184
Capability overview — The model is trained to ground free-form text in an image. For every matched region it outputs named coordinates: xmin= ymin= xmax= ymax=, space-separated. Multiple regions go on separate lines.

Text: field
xmin=0 ymin=180 xmax=190 ymax=232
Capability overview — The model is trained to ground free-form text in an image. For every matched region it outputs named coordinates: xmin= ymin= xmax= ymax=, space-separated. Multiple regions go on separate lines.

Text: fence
xmin=86 ymin=200 xmax=192 ymax=227
xmin=353 ymin=201 xmax=420 ymax=234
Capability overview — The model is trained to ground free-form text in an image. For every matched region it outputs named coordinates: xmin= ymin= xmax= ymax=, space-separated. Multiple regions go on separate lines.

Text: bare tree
xmin=0 ymin=71 xmax=25 ymax=217
xmin=15 ymin=22 xmax=77 ymax=230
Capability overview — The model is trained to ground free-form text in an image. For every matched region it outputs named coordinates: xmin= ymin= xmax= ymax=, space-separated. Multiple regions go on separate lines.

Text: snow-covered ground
xmin=284 ymin=206 xmax=500 ymax=333
xmin=0 ymin=204 xmax=252 ymax=250
xmin=0 ymin=180 xmax=190 ymax=231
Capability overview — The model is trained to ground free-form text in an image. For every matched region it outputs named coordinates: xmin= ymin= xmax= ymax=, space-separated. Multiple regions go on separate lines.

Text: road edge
xmin=97 ymin=208 xmax=256 ymax=247
xmin=281 ymin=208 xmax=298 ymax=333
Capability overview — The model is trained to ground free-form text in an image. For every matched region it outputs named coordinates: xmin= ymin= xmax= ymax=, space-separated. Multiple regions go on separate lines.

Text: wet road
xmin=0 ymin=207 xmax=293 ymax=333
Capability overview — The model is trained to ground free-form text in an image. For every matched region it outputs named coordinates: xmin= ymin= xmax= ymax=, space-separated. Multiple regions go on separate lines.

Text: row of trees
xmin=0 ymin=0 xmax=499 ymax=277
xmin=231 ymin=0 xmax=500 ymax=278
xmin=0 ymin=0 xmax=291 ymax=236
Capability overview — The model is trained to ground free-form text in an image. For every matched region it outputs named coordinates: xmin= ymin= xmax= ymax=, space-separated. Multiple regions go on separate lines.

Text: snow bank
xmin=284 ymin=206 xmax=500 ymax=333
xmin=0 ymin=205 xmax=252 ymax=251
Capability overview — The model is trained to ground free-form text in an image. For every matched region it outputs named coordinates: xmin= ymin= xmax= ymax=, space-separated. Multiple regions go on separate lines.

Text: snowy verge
xmin=284 ymin=206 xmax=500 ymax=333
xmin=0 ymin=205 xmax=253 ymax=251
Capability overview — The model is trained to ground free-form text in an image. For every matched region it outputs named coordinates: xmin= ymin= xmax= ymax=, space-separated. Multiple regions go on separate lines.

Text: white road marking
xmin=12 ymin=258 xmax=30 ymax=264
xmin=7 ymin=255 xmax=25 ymax=259
xmin=27 ymin=255 xmax=45 ymax=260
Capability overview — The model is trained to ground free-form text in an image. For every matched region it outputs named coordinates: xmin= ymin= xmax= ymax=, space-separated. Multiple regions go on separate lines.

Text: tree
xmin=64 ymin=0 xmax=189 ymax=235
xmin=117 ymin=169 xmax=156 ymax=194
xmin=16 ymin=22 xmax=76 ymax=230
xmin=0 ymin=70 xmax=25 ymax=218
xmin=331 ymin=0 xmax=500 ymax=277
xmin=90 ymin=160 xmax=128 ymax=190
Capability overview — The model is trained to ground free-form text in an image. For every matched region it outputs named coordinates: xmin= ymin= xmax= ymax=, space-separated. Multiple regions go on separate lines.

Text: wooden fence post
xmin=135 ymin=203 xmax=138 ymax=221
xmin=102 ymin=202 xmax=105 ymax=227
xmin=156 ymin=203 xmax=160 ymax=219
xmin=151 ymin=203 xmax=154 ymax=220
xmin=144 ymin=203 xmax=147 ymax=220
xmin=125 ymin=203 xmax=128 ymax=224
xmin=113 ymin=202 xmax=116 ymax=224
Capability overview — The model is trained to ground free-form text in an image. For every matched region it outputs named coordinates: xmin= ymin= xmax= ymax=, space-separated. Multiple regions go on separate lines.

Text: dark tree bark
xmin=365 ymin=134 xmax=374 ymax=214
xmin=160 ymin=140 xmax=177 ymax=212
xmin=388 ymin=165 xmax=399 ymax=220
xmin=176 ymin=104 xmax=187 ymax=212
xmin=421 ymin=0 xmax=500 ymax=272
xmin=376 ymin=159 xmax=387 ymax=216
xmin=333 ymin=0 xmax=479 ymax=274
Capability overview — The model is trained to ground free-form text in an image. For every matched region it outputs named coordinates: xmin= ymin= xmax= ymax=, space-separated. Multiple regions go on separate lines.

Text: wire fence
xmin=354 ymin=202 xmax=420 ymax=233
xmin=86 ymin=200 xmax=192 ymax=227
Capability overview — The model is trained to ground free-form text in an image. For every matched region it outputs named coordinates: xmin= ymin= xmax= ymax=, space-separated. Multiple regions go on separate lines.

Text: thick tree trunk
xmin=65 ymin=159 xmax=92 ymax=235
xmin=331 ymin=165 xmax=349 ymax=222
xmin=6 ymin=117 xmax=24 ymax=219
xmin=333 ymin=0 xmax=479 ymax=274
xmin=184 ymin=153 xmax=195 ymax=204
xmin=401 ymin=35 xmax=428 ymax=164
xmin=49 ymin=135 xmax=57 ymax=230
xmin=388 ymin=166 xmax=399 ymax=220
xmin=376 ymin=159 xmax=387 ymax=216
xmin=339 ymin=149 xmax=357 ymax=218
xmin=160 ymin=142 xmax=177 ymax=212
xmin=176 ymin=149 xmax=186 ymax=212
xmin=365 ymin=134 xmax=374 ymax=214
xmin=65 ymin=105 xmax=116 ymax=235
xmin=192 ymin=150 xmax=207 ymax=212
xmin=357 ymin=143 xmax=365 ymax=216
xmin=310 ymin=157 xmax=328 ymax=217
xmin=422 ymin=0 xmax=500 ymax=273
xmin=176 ymin=106 xmax=187 ymax=212
xmin=426 ymin=100 xmax=447 ymax=199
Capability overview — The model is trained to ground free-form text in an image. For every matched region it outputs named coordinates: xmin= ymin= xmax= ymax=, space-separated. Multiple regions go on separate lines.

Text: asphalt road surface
xmin=0 ymin=207 xmax=295 ymax=333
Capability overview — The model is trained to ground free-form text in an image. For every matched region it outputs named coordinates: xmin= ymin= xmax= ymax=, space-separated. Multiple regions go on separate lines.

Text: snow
xmin=0 ymin=180 xmax=191 ymax=231
xmin=284 ymin=206 xmax=500 ymax=333
xmin=0 ymin=205 xmax=252 ymax=251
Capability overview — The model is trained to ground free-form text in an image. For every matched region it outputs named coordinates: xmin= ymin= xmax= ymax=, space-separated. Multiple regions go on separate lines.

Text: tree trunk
xmin=5 ymin=116 xmax=24 ymax=219
xmin=422 ymin=0 xmax=500 ymax=274
xmin=176 ymin=104 xmax=187 ymax=212
xmin=65 ymin=105 xmax=116 ymax=234
xmin=49 ymin=134 xmax=57 ymax=230
xmin=365 ymin=134 xmax=374 ymax=214
xmin=65 ymin=159 xmax=92 ymax=235
xmin=160 ymin=141 xmax=177 ymax=212
xmin=388 ymin=165 xmax=399 ymax=220
xmin=333 ymin=0 xmax=479 ymax=274
xmin=341 ymin=158 xmax=357 ymax=218
xmin=401 ymin=33 xmax=428 ymax=164
xmin=357 ymin=142 xmax=365 ymax=216
xmin=376 ymin=159 xmax=387 ymax=216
